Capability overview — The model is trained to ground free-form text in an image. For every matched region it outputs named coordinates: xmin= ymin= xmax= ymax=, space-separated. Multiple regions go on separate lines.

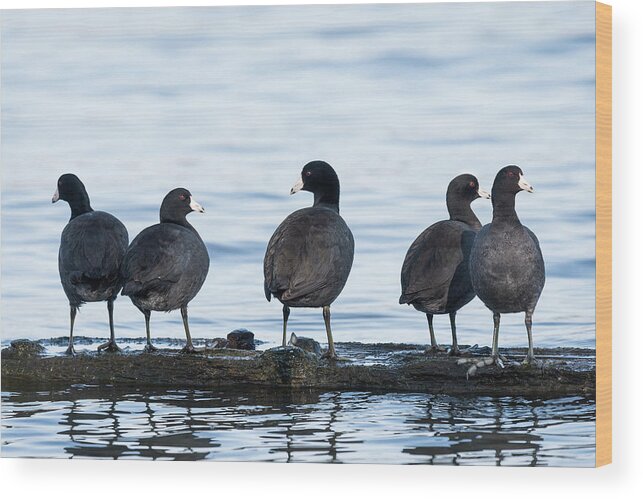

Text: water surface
xmin=1 ymin=384 xmax=596 ymax=466
xmin=1 ymin=3 xmax=596 ymax=349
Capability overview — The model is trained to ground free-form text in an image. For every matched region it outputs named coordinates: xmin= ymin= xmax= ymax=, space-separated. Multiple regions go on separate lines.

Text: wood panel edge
xmin=595 ymin=0 xmax=612 ymax=468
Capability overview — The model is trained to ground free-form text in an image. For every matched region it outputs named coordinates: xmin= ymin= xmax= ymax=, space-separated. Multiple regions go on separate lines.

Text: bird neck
xmin=68 ymin=193 xmax=93 ymax=220
xmin=491 ymin=190 xmax=521 ymax=227
xmin=447 ymin=199 xmax=481 ymax=229
xmin=160 ymin=208 xmax=195 ymax=231
xmin=313 ymin=184 xmax=340 ymax=213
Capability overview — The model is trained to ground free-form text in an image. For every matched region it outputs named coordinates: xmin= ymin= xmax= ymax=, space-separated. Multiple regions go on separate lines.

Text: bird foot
xmin=458 ymin=355 xmax=506 ymax=379
xmin=143 ymin=344 xmax=158 ymax=354
xmin=448 ymin=347 xmax=461 ymax=357
xmin=521 ymin=355 xmax=543 ymax=368
xmin=65 ymin=345 xmax=76 ymax=356
xmin=179 ymin=344 xmax=200 ymax=354
xmin=321 ymin=350 xmax=338 ymax=361
xmin=97 ymin=340 xmax=122 ymax=353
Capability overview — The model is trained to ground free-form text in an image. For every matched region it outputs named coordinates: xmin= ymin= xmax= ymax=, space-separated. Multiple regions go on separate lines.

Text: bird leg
xmin=142 ymin=309 xmax=157 ymax=353
xmin=491 ymin=312 xmax=501 ymax=361
xmin=180 ymin=305 xmax=197 ymax=354
xmin=448 ymin=311 xmax=460 ymax=356
xmin=321 ymin=306 xmax=337 ymax=360
xmin=424 ymin=314 xmax=446 ymax=354
xmin=282 ymin=304 xmax=290 ymax=347
xmin=522 ymin=310 xmax=540 ymax=366
xmin=98 ymin=298 xmax=121 ymax=353
xmin=65 ymin=305 xmax=77 ymax=355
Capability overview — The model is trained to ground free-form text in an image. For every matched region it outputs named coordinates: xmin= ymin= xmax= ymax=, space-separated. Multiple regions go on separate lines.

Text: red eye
xmin=507 ymin=171 xmax=515 ymax=177
xmin=179 ymin=194 xmax=186 ymax=200
xmin=305 ymin=171 xmax=312 ymax=177
xmin=469 ymin=181 xmax=475 ymax=188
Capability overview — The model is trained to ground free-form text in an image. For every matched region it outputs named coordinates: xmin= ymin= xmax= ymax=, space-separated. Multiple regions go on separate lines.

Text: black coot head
xmin=492 ymin=165 xmax=534 ymax=195
xmin=52 ymin=173 xmax=88 ymax=205
xmin=290 ymin=160 xmax=339 ymax=196
xmin=447 ymin=174 xmax=490 ymax=203
xmin=160 ymin=188 xmax=205 ymax=222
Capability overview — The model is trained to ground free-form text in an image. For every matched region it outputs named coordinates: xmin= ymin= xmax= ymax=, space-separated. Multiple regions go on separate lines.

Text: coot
xmin=400 ymin=174 xmax=490 ymax=355
xmin=469 ymin=165 xmax=545 ymax=366
xmin=263 ymin=161 xmax=354 ymax=359
xmin=121 ymin=188 xmax=209 ymax=353
xmin=53 ymin=174 xmax=129 ymax=355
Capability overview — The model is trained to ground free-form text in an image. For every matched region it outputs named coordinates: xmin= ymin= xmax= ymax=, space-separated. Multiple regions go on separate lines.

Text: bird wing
xmin=59 ymin=212 xmax=128 ymax=282
xmin=264 ymin=211 xmax=302 ymax=301
xmin=121 ymin=224 xmax=194 ymax=297
xmin=399 ymin=221 xmax=467 ymax=304
xmin=524 ymin=226 xmax=546 ymax=276
xmin=264 ymin=208 xmax=354 ymax=303
xmin=525 ymin=227 xmax=543 ymax=254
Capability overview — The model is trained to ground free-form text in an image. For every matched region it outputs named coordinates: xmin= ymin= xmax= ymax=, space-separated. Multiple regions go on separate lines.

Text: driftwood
xmin=1 ymin=337 xmax=595 ymax=396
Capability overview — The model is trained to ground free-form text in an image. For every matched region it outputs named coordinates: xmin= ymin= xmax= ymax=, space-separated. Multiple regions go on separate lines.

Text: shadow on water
xmin=2 ymin=385 xmax=595 ymax=466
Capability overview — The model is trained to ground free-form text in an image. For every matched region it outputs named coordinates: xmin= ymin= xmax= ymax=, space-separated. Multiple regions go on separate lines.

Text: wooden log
xmin=1 ymin=339 xmax=595 ymax=396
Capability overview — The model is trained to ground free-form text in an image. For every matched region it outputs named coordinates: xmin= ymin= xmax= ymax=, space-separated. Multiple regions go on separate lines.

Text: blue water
xmin=1 ymin=2 xmax=596 ymax=351
xmin=1 ymin=385 xmax=596 ymax=466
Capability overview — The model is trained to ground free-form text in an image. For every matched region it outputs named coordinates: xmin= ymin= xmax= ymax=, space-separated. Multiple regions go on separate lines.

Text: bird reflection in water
xmin=402 ymin=396 xmax=594 ymax=466
xmin=1 ymin=386 xmax=595 ymax=466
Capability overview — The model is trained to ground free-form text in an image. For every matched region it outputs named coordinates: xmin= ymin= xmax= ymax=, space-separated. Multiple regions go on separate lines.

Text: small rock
xmin=2 ymin=339 xmax=45 ymax=359
xmin=288 ymin=333 xmax=322 ymax=356
xmin=227 ymin=329 xmax=255 ymax=350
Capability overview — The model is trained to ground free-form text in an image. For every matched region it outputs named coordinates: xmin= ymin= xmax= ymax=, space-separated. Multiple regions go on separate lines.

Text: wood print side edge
xmin=595 ymin=0 xmax=612 ymax=468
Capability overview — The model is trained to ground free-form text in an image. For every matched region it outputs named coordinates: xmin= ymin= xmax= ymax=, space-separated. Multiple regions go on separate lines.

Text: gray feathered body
xmin=470 ymin=223 xmax=545 ymax=313
xmin=399 ymin=220 xmax=477 ymax=314
xmin=121 ymin=223 xmax=209 ymax=312
xmin=264 ymin=206 xmax=354 ymax=308
xmin=58 ymin=211 xmax=129 ymax=308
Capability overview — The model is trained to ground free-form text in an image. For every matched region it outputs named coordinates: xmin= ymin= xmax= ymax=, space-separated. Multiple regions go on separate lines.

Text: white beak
xmin=518 ymin=174 xmax=534 ymax=193
xmin=189 ymin=196 xmax=205 ymax=213
xmin=52 ymin=188 xmax=59 ymax=203
xmin=477 ymin=188 xmax=491 ymax=199
xmin=290 ymin=177 xmax=304 ymax=195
